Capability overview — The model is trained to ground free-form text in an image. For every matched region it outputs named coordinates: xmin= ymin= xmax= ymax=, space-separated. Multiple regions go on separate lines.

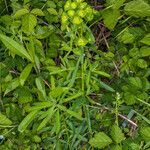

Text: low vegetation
xmin=0 ymin=0 xmax=150 ymax=149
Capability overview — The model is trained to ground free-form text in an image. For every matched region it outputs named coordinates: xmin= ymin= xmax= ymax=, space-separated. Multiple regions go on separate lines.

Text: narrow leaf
xmin=0 ymin=34 xmax=33 ymax=62
xmin=19 ymin=63 xmax=33 ymax=86
xmin=18 ymin=110 xmax=39 ymax=132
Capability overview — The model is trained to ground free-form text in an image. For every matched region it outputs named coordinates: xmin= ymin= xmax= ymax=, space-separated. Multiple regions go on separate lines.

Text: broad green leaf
xmin=124 ymin=0 xmax=150 ymax=18
xmin=124 ymin=92 xmax=135 ymax=105
xmin=137 ymin=59 xmax=147 ymax=68
xmin=31 ymin=8 xmax=44 ymax=16
xmin=19 ymin=63 xmax=33 ymax=86
xmin=18 ymin=110 xmax=39 ymax=132
xmin=22 ymin=13 xmax=37 ymax=34
xmin=89 ymin=132 xmax=112 ymax=149
xmin=4 ymin=78 xmax=20 ymax=95
xmin=106 ymin=0 xmax=125 ymax=9
xmin=0 ymin=34 xmax=33 ymax=62
xmin=110 ymin=125 xmax=125 ymax=143
xmin=61 ymin=92 xmax=83 ymax=103
xmin=129 ymin=143 xmax=140 ymax=150
xmin=35 ymin=77 xmax=46 ymax=99
xmin=140 ymin=127 xmax=150 ymax=142
xmin=140 ymin=46 xmax=150 ymax=57
xmin=12 ymin=8 xmax=29 ymax=19
xmin=0 ymin=113 xmax=12 ymax=125
xmin=37 ymin=106 xmax=56 ymax=131
xmin=140 ymin=34 xmax=150 ymax=46
xmin=102 ymin=8 xmax=120 ymax=30
xmin=111 ymin=145 xmax=122 ymax=150
xmin=117 ymin=29 xmax=135 ymax=44
xmin=128 ymin=77 xmax=142 ymax=89
xmin=49 ymin=87 xmax=69 ymax=99
xmin=93 ymin=71 xmax=111 ymax=78
xmin=47 ymin=8 xmax=58 ymax=15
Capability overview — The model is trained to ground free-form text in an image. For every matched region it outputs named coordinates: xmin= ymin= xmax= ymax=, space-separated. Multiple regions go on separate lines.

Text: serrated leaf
xmin=106 ymin=0 xmax=125 ymax=9
xmin=4 ymin=78 xmax=20 ymax=95
xmin=124 ymin=0 xmax=150 ymax=18
xmin=89 ymin=132 xmax=112 ymax=149
xmin=140 ymin=34 xmax=150 ymax=46
xmin=22 ymin=13 xmax=37 ymax=34
xmin=13 ymin=8 xmax=29 ymax=19
xmin=19 ymin=63 xmax=33 ymax=86
xmin=18 ymin=110 xmax=39 ymax=132
xmin=31 ymin=8 xmax=44 ymax=16
xmin=102 ymin=8 xmax=120 ymax=30
xmin=0 ymin=34 xmax=33 ymax=62
xmin=110 ymin=125 xmax=125 ymax=143
xmin=0 ymin=113 xmax=12 ymax=125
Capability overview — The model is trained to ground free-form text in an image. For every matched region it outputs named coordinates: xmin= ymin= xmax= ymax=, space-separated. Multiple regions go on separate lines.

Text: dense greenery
xmin=0 ymin=0 xmax=150 ymax=149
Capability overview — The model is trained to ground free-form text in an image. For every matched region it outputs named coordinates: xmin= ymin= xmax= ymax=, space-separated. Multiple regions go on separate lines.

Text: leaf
xmin=111 ymin=145 xmax=122 ymax=150
xmin=37 ymin=106 xmax=56 ymax=131
xmin=28 ymin=102 xmax=53 ymax=111
xmin=110 ymin=125 xmax=125 ymax=143
xmin=22 ymin=13 xmax=37 ymax=34
xmin=57 ymin=105 xmax=83 ymax=120
xmin=89 ymin=132 xmax=112 ymax=149
xmin=4 ymin=78 xmax=20 ymax=95
xmin=99 ymin=81 xmax=115 ymax=92
xmin=31 ymin=8 xmax=44 ymax=16
xmin=102 ymin=8 xmax=120 ymax=30
xmin=140 ymin=127 xmax=150 ymax=142
xmin=93 ymin=71 xmax=111 ymax=78
xmin=55 ymin=110 xmax=60 ymax=134
xmin=124 ymin=0 xmax=150 ymax=18
xmin=61 ymin=92 xmax=83 ymax=103
xmin=17 ymin=87 xmax=33 ymax=104
xmin=137 ymin=59 xmax=147 ymax=68
xmin=12 ymin=8 xmax=29 ymax=19
xmin=124 ymin=92 xmax=135 ymax=105
xmin=49 ymin=87 xmax=69 ymax=99
xmin=0 ymin=113 xmax=12 ymax=125
xmin=47 ymin=8 xmax=58 ymax=15
xmin=35 ymin=77 xmax=46 ymax=99
xmin=140 ymin=34 xmax=150 ymax=46
xmin=0 ymin=34 xmax=33 ymax=62
xmin=18 ymin=110 xmax=39 ymax=132
xmin=19 ymin=63 xmax=33 ymax=86
xmin=128 ymin=77 xmax=142 ymax=89
xmin=140 ymin=46 xmax=150 ymax=57
xmin=106 ymin=0 xmax=125 ymax=9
